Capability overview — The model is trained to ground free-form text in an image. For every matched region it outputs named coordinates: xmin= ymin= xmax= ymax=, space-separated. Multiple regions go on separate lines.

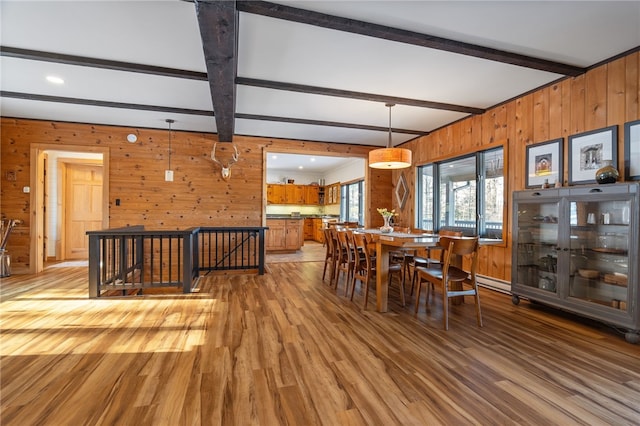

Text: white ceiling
xmin=267 ymin=152 xmax=357 ymax=173
xmin=1 ymin=1 xmax=639 ymax=155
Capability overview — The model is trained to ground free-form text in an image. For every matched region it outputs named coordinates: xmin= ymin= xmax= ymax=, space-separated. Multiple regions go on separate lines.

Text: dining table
xmin=360 ymin=229 xmax=500 ymax=312
xmin=360 ymin=229 xmax=440 ymax=313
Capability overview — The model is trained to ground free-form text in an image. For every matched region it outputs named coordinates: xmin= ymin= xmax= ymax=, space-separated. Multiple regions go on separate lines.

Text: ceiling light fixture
xmin=165 ymin=119 xmax=174 ymax=182
xmin=368 ymin=103 xmax=412 ymax=169
xmin=46 ymin=75 xmax=64 ymax=85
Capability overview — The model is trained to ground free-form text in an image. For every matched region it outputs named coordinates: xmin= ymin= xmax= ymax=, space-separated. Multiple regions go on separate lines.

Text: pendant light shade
xmin=369 ymin=103 xmax=412 ymax=169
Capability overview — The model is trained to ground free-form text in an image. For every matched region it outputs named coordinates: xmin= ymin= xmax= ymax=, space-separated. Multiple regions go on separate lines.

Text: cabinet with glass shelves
xmin=512 ymin=183 xmax=639 ymax=343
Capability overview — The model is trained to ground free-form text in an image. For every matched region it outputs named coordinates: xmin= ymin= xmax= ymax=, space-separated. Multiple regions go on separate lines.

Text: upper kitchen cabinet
xmin=266 ymin=184 xmax=321 ymax=205
xmin=305 ymin=185 xmax=320 ymax=205
xmin=326 ymin=183 xmax=340 ymax=205
xmin=267 ymin=184 xmax=286 ymax=204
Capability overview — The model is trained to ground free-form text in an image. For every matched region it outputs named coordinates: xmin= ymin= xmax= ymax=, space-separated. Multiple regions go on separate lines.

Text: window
xmin=417 ymin=147 xmax=504 ymax=239
xmin=340 ymin=180 xmax=363 ymax=224
xmin=416 ymin=164 xmax=434 ymax=231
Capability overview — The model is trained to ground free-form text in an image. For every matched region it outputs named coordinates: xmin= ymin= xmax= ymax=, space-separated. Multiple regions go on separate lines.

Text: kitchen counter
xmin=266 ymin=215 xmax=304 ymax=220
xmin=266 ymin=215 xmax=339 ymax=219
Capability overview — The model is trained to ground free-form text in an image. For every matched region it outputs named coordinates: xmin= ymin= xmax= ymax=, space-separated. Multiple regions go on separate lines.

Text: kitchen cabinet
xmin=305 ymin=186 xmax=320 ymax=205
xmin=304 ymin=218 xmax=314 ymax=240
xmin=326 ymin=182 xmax=340 ymax=205
xmin=267 ymin=184 xmax=286 ymax=204
xmin=285 ymin=185 xmax=305 ymax=204
xmin=313 ymin=218 xmax=325 ymax=243
xmin=266 ymin=219 xmax=303 ymax=252
xmin=511 ymin=183 xmax=639 ymax=343
xmin=266 ymin=184 xmax=320 ymax=205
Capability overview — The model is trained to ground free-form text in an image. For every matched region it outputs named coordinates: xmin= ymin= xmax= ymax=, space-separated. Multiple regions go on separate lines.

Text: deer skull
xmin=211 ymin=143 xmax=239 ymax=180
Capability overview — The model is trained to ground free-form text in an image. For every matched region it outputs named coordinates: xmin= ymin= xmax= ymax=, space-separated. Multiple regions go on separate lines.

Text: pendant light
xmin=368 ymin=103 xmax=412 ymax=169
xmin=165 ymin=119 xmax=174 ymax=182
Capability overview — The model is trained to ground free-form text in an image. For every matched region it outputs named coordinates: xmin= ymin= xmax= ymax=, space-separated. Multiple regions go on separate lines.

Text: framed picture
xmin=568 ymin=125 xmax=617 ymax=185
xmin=525 ymin=138 xmax=563 ymax=188
xmin=624 ymin=119 xmax=640 ymax=180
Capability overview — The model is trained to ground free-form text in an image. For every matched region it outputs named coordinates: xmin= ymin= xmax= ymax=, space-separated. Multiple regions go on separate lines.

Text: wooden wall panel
xmin=532 ymin=88 xmax=550 ymax=143
xmin=3 ymin=51 xmax=640 ymax=280
xmin=585 ymin=65 xmax=608 ymax=130
xmin=625 ymin=52 xmax=639 ymax=121
xmin=395 ymin=51 xmax=640 ymax=282
xmin=570 ymin=74 xmax=586 ymax=134
xmin=548 ymin=83 xmax=563 ymax=140
xmin=1 ymin=120 xmax=374 ymax=269
xmin=368 ymin=169 xmax=393 ymax=228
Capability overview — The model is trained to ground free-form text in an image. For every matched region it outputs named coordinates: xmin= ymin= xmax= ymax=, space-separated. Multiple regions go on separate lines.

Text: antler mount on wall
xmin=211 ymin=143 xmax=239 ymax=180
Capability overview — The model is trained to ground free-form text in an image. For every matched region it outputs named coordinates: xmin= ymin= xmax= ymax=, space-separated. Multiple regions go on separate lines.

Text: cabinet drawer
xmin=569 ymin=185 xmax=632 ymax=196
xmin=515 ymin=189 xmax=559 ymax=200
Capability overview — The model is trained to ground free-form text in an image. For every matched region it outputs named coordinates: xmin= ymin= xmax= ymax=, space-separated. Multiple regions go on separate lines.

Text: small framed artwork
xmin=568 ymin=125 xmax=617 ymax=185
xmin=624 ymin=119 xmax=640 ymax=180
xmin=525 ymin=138 xmax=563 ymax=188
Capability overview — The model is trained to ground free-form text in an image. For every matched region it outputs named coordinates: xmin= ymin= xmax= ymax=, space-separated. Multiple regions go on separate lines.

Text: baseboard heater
xmin=477 ymin=274 xmax=511 ymax=294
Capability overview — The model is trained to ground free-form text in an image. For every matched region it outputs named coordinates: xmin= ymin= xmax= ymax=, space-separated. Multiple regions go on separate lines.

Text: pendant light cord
xmin=166 ymin=119 xmax=174 ymax=169
xmin=386 ymin=103 xmax=394 ymax=148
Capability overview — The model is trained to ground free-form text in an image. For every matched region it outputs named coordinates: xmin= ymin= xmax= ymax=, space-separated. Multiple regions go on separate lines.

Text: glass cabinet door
xmin=515 ymin=200 xmax=560 ymax=293
xmin=569 ymin=198 xmax=631 ymax=312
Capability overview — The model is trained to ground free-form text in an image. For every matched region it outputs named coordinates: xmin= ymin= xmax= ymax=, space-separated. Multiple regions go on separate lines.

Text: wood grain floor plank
xmin=1 ymin=261 xmax=639 ymax=425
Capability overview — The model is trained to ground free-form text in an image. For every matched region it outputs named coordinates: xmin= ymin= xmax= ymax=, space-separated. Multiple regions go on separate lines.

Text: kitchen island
xmin=265 ymin=217 xmax=304 ymax=252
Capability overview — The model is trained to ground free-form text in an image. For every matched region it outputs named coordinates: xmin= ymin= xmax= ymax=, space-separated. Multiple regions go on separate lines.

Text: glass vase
xmin=380 ymin=215 xmax=394 ymax=233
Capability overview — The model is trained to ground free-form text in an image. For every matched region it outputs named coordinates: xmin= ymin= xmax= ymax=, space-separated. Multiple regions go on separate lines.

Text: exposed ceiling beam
xmin=2 ymin=90 xmax=426 ymax=136
xmin=237 ymin=77 xmax=483 ymax=115
xmin=1 ymin=46 xmax=483 ymax=116
xmin=195 ymin=0 xmax=238 ymax=142
xmin=0 ymin=91 xmax=214 ymax=116
xmin=236 ymin=112 xmax=427 ymax=136
xmin=238 ymin=1 xmax=585 ymax=77
xmin=0 ymin=46 xmax=207 ymax=80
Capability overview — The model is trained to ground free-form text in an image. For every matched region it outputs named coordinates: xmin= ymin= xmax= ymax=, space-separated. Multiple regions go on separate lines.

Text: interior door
xmin=64 ymin=164 xmax=103 ymax=259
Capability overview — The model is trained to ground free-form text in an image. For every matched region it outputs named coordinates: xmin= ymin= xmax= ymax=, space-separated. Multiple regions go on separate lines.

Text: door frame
xmin=29 ymin=144 xmax=110 ymax=273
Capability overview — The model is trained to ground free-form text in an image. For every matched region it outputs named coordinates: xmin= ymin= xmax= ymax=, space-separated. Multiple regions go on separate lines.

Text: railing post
xmin=88 ymin=233 xmax=100 ymax=298
xmin=182 ymin=231 xmax=193 ymax=293
xmin=258 ymin=227 xmax=266 ymax=275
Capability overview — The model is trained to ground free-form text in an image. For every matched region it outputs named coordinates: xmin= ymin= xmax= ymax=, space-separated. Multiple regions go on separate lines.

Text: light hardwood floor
xmin=1 ymin=260 xmax=639 ymax=425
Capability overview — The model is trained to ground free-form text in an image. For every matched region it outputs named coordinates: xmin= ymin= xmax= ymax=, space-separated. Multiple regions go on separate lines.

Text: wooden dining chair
xmin=322 ymin=227 xmax=338 ymax=285
xmin=410 ymin=229 xmax=463 ymax=295
xmin=335 ymin=229 xmax=356 ymax=296
xmin=413 ymin=236 xmax=482 ymax=330
xmin=351 ymin=232 xmax=404 ymax=309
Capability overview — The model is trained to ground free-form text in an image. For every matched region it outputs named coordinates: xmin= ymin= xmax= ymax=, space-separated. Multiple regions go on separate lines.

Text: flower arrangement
xmin=377 ymin=208 xmax=397 ymax=233
xmin=377 ymin=208 xmax=397 ymax=218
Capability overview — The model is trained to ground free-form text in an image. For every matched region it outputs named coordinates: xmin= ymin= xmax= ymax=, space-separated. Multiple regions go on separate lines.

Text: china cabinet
xmin=511 ymin=183 xmax=639 ymax=343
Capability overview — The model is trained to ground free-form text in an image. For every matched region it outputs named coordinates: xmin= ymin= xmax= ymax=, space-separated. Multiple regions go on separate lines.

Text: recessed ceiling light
xmin=310 ymin=158 xmax=316 ymax=162
xmin=298 ymin=166 xmax=304 ymax=169
xmin=271 ymin=155 xmax=278 ymax=160
xmin=46 ymin=75 xmax=64 ymax=85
